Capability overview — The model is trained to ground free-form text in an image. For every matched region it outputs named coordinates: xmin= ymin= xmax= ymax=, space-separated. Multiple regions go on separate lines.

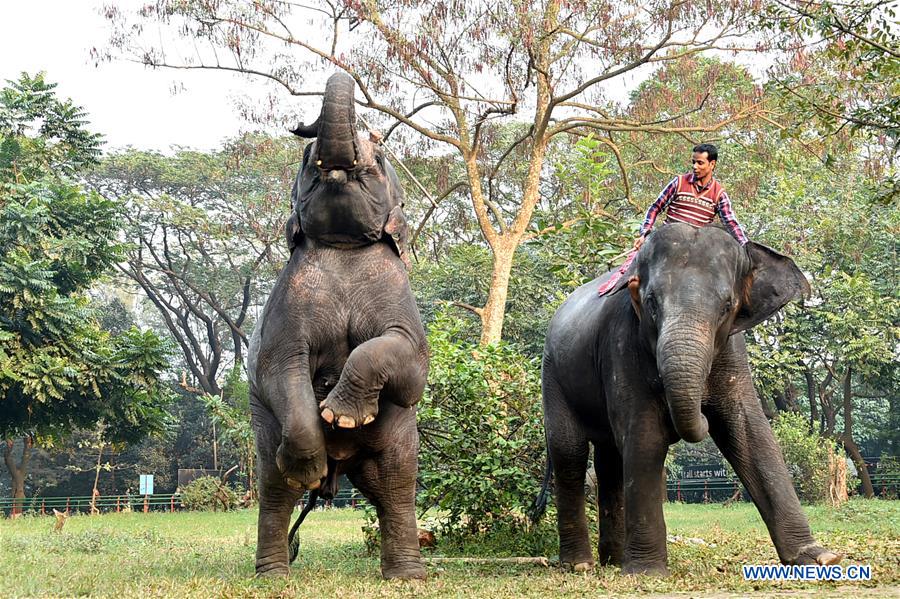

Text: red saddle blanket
xmin=597 ymin=250 xmax=637 ymax=296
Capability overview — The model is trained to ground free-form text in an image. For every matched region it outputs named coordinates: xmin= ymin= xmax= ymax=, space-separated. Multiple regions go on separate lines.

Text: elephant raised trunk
xmin=291 ymin=72 xmax=359 ymax=172
xmin=656 ymin=319 xmax=714 ymax=443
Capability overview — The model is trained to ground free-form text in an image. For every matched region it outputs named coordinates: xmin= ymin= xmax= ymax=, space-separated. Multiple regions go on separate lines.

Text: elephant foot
xmin=255 ymin=562 xmax=290 ymax=578
xmin=569 ymin=561 xmax=594 ymax=573
xmin=622 ymin=560 xmax=669 ymax=576
xmin=382 ymin=560 xmax=427 ymax=580
xmin=319 ymin=389 xmax=378 ymax=429
xmin=788 ymin=545 xmax=842 ymax=566
xmin=276 ymin=444 xmax=327 ymax=490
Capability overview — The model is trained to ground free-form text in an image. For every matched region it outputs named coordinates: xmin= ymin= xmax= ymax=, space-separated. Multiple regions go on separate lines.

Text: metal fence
xmin=0 ymin=488 xmax=367 ymax=517
xmin=666 ymin=473 xmax=900 ymax=503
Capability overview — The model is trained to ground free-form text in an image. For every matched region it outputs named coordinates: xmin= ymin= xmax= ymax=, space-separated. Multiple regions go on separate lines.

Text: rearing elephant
xmin=248 ymin=72 xmax=428 ymax=580
xmin=538 ymin=223 xmax=839 ymax=575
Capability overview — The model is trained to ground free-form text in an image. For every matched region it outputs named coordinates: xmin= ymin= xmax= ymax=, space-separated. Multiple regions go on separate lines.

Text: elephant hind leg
xmin=346 ymin=407 xmax=424 ymax=580
xmin=544 ymin=374 xmax=593 ymax=570
xmin=594 ymin=440 xmax=625 ymax=566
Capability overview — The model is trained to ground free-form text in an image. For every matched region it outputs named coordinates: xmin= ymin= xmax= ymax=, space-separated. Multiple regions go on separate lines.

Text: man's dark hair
xmin=693 ymin=143 xmax=718 ymax=162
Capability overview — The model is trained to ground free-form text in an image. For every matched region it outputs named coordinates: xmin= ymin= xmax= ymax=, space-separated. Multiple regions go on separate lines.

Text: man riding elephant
xmin=536 ymin=223 xmax=839 ymax=575
xmin=249 ymin=72 xmax=428 ymax=580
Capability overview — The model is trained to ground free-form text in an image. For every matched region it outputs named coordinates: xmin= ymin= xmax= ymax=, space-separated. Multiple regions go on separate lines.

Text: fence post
xmin=170 ymin=495 xmax=175 ymax=513
xmin=65 ymin=497 xmax=70 ymax=512
xmin=41 ymin=499 xmax=46 ymax=515
xmin=143 ymin=494 xmax=149 ymax=513
xmin=677 ymin=480 xmax=682 ymax=502
xmin=703 ymin=480 xmax=709 ymax=503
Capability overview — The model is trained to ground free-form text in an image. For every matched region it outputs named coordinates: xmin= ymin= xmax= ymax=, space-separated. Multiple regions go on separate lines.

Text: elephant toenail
xmin=573 ymin=562 xmax=593 ymax=573
xmin=363 ymin=415 xmax=375 ymax=425
xmin=321 ymin=407 xmax=335 ymax=423
xmin=285 ymin=477 xmax=303 ymax=490
xmin=337 ymin=415 xmax=355 ymax=428
xmin=817 ymin=552 xmax=841 ymax=565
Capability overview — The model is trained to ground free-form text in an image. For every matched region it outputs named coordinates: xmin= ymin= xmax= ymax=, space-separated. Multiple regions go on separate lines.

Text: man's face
xmin=692 ymin=151 xmax=715 ymax=181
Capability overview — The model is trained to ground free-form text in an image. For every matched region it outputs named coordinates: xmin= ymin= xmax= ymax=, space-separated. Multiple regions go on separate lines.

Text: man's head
xmin=691 ymin=143 xmax=718 ymax=182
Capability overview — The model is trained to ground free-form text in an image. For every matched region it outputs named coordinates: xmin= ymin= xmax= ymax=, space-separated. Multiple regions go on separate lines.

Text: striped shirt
xmin=639 ymin=173 xmax=748 ymax=245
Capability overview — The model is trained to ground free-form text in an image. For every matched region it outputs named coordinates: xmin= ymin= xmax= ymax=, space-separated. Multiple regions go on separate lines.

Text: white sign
xmin=139 ymin=474 xmax=154 ymax=495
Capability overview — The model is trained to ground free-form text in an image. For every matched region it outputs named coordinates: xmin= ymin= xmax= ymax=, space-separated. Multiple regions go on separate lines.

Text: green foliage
xmin=763 ymin=1 xmax=899 ymax=144
xmin=417 ymin=308 xmax=545 ymax=534
xmin=0 ymin=75 xmax=172 ymax=448
xmin=537 ymin=135 xmax=638 ymax=291
xmin=179 ymin=475 xmax=238 ymax=511
xmin=0 ymin=72 xmax=102 ymax=183
xmin=771 ymin=412 xmax=844 ymax=503
xmin=199 ymin=367 xmax=255 ymax=495
xmin=411 ymin=244 xmax=563 ymax=356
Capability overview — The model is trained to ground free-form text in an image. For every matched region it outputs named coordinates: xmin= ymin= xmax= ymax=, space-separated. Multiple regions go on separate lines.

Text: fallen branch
xmin=425 ymin=556 xmax=550 ymax=566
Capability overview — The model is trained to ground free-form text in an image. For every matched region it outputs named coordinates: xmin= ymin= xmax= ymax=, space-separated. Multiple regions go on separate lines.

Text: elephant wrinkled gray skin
xmin=248 ymin=72 xmax=428 ymax=580
xmin=539 ymin=223 xmax=840 ymax=575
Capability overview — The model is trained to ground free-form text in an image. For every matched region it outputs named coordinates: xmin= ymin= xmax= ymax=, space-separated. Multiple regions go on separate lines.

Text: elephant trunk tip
xmin=325 ymin=169 xmax=348 ymax=185
xmin=674 ymin=414 xmax=710 ymax=443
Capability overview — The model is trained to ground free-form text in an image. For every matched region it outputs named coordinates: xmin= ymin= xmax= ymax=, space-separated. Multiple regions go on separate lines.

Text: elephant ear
xmin=383 ymin=205 xmax=411 ymax=270
xmin=731 ymin=242 xmax=810 ymax=334
xmin=285 ymin=211 xmax=302 ymax=254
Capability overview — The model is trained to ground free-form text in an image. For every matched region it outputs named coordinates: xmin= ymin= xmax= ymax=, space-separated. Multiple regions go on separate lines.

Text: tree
xmin=87 ymin=136 xmax=294 ymax=394
xmin=0 ymin=74 xmax=172 ymax=513
xmin=103 ymin=0 xmax=773 ymax=344
xmin=764 ymin=0 xmax=899 ymax=145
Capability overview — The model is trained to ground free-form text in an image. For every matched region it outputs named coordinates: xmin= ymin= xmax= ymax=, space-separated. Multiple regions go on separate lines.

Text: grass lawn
xmin=1 ymin=499 xmax=898 ymax=598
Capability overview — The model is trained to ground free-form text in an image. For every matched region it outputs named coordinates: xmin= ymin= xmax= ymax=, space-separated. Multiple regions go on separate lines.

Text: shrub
xmin=417 ymin=309 xmax=545 ymax=537
xmin=771 ymin=411 xmax=847 ymax=504
xmin=179 ymin=475 xmax=238 ymax=511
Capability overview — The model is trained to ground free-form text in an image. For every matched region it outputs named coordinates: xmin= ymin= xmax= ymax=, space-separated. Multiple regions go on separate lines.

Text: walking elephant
xmin=248 ymin=72 xmax=428 ymax=580
xmin=538 ymin=222 xmax=839 ymax=575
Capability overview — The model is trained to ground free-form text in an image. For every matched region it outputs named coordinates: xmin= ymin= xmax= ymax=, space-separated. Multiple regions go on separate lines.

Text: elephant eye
xmin=722 ymin=299 xmax=734 ymax=316
xmin=645 ymin=294 xmax=658 ymax=319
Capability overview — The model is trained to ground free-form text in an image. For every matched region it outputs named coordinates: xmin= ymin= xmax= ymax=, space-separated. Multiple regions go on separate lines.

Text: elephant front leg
xmin=622 ymin=407 xmax=670 ymax=575
xmin=320 ymin=332 xmax=426 ymax=428
xmin=252 ymin=402 xmax=305 ymax=576
xmin=707 ymin=341 xmax=840 ymax=566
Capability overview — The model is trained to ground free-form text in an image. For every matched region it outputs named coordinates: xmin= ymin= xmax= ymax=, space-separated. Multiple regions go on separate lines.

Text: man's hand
xmin=633 ymin=235 xmax=646 ymax=251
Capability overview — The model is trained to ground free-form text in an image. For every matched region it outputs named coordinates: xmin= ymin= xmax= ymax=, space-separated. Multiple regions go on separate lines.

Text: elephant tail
xmin=288 ymin=489 xmax=320 ymax=564
xmin=528 ymin=454 xmax=553 ymax=524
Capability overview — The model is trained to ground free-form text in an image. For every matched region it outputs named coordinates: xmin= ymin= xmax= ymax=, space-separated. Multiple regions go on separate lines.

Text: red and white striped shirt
xmin=639 ymin=173 xmax=748 ymax=245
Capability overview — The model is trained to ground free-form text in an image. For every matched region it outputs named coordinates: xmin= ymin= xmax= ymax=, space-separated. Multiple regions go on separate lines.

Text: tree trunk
xmin=90 ymin=443 xmax=105 ymax=514
xmin=840 ymin=368 xmax=874 ymax=498
xmin=758 ymin=389 xmax=775 ymax=419
xmin=3 ymin=436 xmax=33 ymax=518
xmin=479 ymin=240 xmax=516 ymax=345
xmin=804 ymin=366 xmax=819 ymax=433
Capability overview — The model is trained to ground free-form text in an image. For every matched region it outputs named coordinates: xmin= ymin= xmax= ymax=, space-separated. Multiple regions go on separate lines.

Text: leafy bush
xmin=771 ymin=411 xmax=847 ymax=503
xmin=417 ymin=309 xmax=545 ymax=536
xmin=179 ymin=475 xmax=238 ymax=511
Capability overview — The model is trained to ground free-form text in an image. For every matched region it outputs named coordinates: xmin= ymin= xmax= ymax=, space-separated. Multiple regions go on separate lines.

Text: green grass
xmin=1 ymin=500 xmax=898 ymax=598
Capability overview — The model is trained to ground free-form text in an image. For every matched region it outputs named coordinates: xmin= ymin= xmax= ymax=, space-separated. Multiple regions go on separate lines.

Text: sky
xmin=1 ymin=0 xmax=266 ymax=153
xmin=2 ymin=1 xmax=774 ymax=156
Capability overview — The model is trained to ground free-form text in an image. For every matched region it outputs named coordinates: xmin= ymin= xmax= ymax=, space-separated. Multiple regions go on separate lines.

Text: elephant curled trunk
xmin=291 ymin=72 xmax=358 ymax=171
xmin=657 ymin=322 xmax=714 ymax=443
